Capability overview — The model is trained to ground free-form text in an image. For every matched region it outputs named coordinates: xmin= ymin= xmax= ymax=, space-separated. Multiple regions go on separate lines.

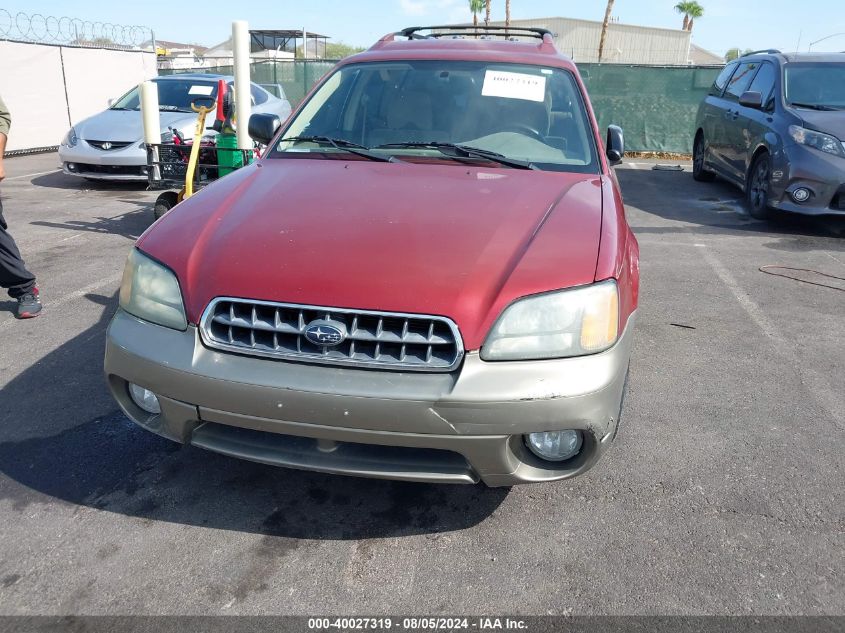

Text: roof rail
xmin=741 ymin=49 xmax=782 ymax=58
xmin=399 ymin=25 xmax=553 ymax=41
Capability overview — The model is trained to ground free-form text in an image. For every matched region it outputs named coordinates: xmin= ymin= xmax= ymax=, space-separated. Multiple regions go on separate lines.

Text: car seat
xmin=367 ymin=90 xmax=448 ymax=147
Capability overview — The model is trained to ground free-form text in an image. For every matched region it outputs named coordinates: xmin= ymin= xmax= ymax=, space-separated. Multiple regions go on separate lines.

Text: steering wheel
xmin=502 ymin=123 xmax=544 ymax=141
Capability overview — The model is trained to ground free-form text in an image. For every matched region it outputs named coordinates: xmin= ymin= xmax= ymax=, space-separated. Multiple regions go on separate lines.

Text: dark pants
xmin=0 ymin=196 xmax=36 ymax=299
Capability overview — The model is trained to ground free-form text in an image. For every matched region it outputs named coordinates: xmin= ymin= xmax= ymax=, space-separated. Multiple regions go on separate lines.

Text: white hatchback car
xmin=58 ymin=74 xmax=292 ymax=182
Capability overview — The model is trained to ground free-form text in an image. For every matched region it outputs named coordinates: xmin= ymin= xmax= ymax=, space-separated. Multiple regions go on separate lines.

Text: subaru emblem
xmin=304 ymin=320 xmax=347 ymax=347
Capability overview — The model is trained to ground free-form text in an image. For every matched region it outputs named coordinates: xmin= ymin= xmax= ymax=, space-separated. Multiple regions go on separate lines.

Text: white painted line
xmin=698 ymin=245 xmax=844 ymax=430
xmin=699 ymin=246 xmax=787 ymax=350
xmin=823 ymin=251 xmax=845 ymax=267
xmin=0 ymin=272 xmax=122 ymax=330
xmin=3 ymin=168 xmax=61 ymax=181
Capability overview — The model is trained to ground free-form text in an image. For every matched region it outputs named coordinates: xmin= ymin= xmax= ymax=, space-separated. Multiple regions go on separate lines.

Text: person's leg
xmin=0 ymin=197 xmax=40 ymax=317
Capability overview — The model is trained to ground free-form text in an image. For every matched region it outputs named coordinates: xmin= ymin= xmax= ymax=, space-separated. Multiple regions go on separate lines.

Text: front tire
xmin=747 ymin=153 xmax=772 ymax=220
xmin=692 ymin=134 xmax=716 ymax=182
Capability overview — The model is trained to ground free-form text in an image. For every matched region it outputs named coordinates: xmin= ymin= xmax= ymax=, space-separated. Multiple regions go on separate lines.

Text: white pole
xmin=232 ymin=20 xmax=252 ymax=150
xmin=140 ymin=80 xmax=161 ymax=145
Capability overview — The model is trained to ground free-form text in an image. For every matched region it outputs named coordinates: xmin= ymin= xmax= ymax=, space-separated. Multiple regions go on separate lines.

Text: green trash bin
xmin=216 ymin=132 xmax=244 ymax=178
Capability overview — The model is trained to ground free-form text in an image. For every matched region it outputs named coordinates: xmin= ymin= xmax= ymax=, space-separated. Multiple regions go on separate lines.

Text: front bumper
xmin=104 ymin=309 xmax=635 ymax=486
xmin=770 ymin=143 xmax=845 ymax=216
xmin=58 ymin=142 xmax=148 ymax=182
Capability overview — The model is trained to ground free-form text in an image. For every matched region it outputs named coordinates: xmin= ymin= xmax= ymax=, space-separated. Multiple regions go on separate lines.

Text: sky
xmin=2 ymin=0 xmax=845 ymax=57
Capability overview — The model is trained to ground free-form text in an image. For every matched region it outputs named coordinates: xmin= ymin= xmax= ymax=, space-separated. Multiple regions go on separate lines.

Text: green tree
xmin=469 ymin=0 xmax=484 ymax=26
xmin=325 ymin=41 xmax=366 ymax=59
xmin=725 ymin=47 xmax=754 ymax=62
xmin=674 ymin=1 xmax=704 ymax=32
xmin=598 ymin=0 xmax=615 ymax=62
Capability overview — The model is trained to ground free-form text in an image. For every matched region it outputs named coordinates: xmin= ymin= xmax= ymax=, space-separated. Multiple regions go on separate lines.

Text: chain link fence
xmin=161 ymin=60 xmax=339 ymax=107
xmin=0 ymin=8 xmax=152 ymax=50
xmin=159 ymin=60 xmax=724 ymax=154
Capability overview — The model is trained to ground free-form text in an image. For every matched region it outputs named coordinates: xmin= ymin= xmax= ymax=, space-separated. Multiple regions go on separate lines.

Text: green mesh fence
xmin=162 ymin=61 xmax=722 ymax=154
xmin=578 ymin=64 xmax=721 ymax=154
xmin=160 ymin=60 xmax=338 ymax=108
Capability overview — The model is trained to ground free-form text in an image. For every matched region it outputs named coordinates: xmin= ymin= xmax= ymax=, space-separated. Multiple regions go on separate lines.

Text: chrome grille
xmin=87 ymin=140 xmax=132 ymax=151
xmin=199 ymin=298 xmax=464 ymax=372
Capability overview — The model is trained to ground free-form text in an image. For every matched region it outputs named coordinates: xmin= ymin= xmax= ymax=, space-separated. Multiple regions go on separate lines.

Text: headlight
xmin=62 ymin=127 xmax=78 ymax=148
xmin=788 ymin=125 xmax=845 ymax=158
xmin=481 ymin=280 xmax=619 ymax=361
xmin=119 ymin=249 xmax=187 ymax=330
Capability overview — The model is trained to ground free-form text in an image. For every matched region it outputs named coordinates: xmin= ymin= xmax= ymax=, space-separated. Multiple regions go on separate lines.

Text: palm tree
xmin=469 ymin=0 xmax=484 ymax=27
xmin=598 ymin=0 xmax=615 ymax=62
xmin=485 ymin=0 xmax=492 ymax=26
xmin=506 ymin=0 xmax=511 ymax=27
xmin=675 ymin=1 xmax=704 ymax=32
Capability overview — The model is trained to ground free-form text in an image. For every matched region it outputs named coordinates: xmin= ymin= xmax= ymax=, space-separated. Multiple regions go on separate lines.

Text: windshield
xmin=785 ymin=63 xmax=845 ymax=109
xmin=272 ymin=60 xmax=599 ymax=173
xmin=111 ymin=79 xmax=220 ymax=113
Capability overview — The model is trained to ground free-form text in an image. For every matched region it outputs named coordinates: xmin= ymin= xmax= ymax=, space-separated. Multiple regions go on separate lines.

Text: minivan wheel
xmin=747 ymin=153 xmax=772 ymax=220
xmin=692 ymin=135 xmax=715 ymax=182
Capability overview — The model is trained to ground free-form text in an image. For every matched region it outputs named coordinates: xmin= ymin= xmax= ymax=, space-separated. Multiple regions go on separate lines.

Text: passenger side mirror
xmin=107 ymin=98 xmax=115 ymax=107
xmin=606 ymin=125 xmax=624 ymax=165
xmin=248 ymin=113 xmax=281 ymax=145
xmin=739 ymin=91 xmax=763 ymax=109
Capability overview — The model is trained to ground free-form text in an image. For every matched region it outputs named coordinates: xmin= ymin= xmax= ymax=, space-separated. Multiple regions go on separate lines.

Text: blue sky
xmin=3 ymin=0 xmax=845 ymax=57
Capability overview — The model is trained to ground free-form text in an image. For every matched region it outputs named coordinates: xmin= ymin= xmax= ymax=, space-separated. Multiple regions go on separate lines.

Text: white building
xmin=203 ymin=30 xmax=329 ymax=67
xmin=141 ymin=40 xmax=210 ymax=71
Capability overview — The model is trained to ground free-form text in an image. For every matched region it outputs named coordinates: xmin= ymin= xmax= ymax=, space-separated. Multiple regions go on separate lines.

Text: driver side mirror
xmin=739 ymin=90 xmax=763 ymax=109
xmin=606 ymin=125 xmax=624 ymax=165
xmin=107 ymin=98 xmax=115 ymax=107
xmin=248 ymin=113 xmax=281 ymax=145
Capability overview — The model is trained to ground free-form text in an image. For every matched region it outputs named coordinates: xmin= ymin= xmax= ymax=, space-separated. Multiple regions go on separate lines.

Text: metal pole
xmin=302 ymin=27 xmax=308 ymax=99
xmin=232 ymin=20 xmax=252 ymax=150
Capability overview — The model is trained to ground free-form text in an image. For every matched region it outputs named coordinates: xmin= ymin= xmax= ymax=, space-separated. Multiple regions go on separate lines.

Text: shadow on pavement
xmin=30 ymin=171 xmax=148 ymax=192
xmin=30 ymin=204 xmax=154 ymax=241
xmin=618 ymin=169 xmax=845 ymax=244
xmin=0 ymin=292 xmax=507 ymax=539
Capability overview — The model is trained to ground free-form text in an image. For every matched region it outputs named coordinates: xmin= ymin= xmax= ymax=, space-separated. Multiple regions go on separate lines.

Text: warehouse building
xmin=487 ymin=16 xmax=721 ymax=65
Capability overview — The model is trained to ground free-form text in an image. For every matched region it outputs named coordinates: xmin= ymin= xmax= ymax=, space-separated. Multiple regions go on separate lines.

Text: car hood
xmin=797 ymin=109 xmax=845 ymax=140
xmin=74 ymin=110 xmax=197 ymax=142
xmin=139 ymin=159 xmax=606 ymax=350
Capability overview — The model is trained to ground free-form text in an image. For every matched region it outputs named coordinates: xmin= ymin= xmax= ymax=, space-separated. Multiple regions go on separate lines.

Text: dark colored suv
xmin=693 ymin=51 xmax=845 ymax=219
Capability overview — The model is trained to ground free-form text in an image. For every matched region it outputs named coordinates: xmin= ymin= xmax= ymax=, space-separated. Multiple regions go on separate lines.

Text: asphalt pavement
xmin=0 ymin=153 xmax=842 ymax=616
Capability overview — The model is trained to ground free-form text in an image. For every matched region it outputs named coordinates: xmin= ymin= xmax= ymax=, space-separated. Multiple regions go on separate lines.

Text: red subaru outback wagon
xmin=105 ymin=26 xmax=639 ymax=486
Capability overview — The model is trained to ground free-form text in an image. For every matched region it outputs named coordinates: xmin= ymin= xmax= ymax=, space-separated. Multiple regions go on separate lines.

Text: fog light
xmin=128 ymin=383 xmax=161 ymax=414
xmin=66 ymin=163 xmax=77 ymax=172
xmin=525 ymin=430 xmax=583 ymax=462
xmin=791 ymin=188 xmax=811 ymax=203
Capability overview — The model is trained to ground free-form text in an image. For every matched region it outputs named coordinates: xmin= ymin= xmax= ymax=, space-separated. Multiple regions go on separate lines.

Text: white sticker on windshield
xmin=188 ymin=85 xmax=214 ymax=96
xmin=482 ymin=71 xmax=546 ymax=102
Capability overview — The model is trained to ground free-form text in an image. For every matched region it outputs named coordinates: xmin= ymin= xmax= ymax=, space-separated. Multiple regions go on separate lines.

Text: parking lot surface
xmin=0 ymin=153 xmax=842 ymax=615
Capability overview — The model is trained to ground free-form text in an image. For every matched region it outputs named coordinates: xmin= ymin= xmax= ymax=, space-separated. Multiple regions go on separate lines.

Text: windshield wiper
xmin=279 ymin=136 xmax=399 ymax=163
xmin=376 ymin=141 xmax=537 ymax=170
xmin=109 ymin=107 xmax=135 ymax=111
xmin=789 ymin=102 xmax=840 ymax=111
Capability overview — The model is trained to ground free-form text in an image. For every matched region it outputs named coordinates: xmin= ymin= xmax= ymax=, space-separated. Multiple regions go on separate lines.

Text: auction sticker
xmin=482 ymin=70 xmax=546 ymax=102
xmin=188 ymin=85 xmax=214 ymax=96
